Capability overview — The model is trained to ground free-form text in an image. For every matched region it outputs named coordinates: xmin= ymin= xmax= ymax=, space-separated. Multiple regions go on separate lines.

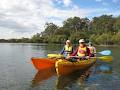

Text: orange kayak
xmin=31 ymin=57 xmax=57 ymax=70
xmin=55 ymin=58 xmax=96 ymax=76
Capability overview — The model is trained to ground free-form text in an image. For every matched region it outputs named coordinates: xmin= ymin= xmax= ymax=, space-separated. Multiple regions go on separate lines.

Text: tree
xmin=31 ymin=33 xmax=43 ymax=43
xmin=95 ymin=33 xmax=113 ymax=45
xmin=91 ymin=15 xmax=115 ymax=34
xmin=112 ymin=31 xmax=120 ymax=44
xmin=43 ymin=23 xmax=59 ymax=36
xmin=113 ymin=16 xmax=120 ymax=32
xmin=30 ymin=15 xmax=120 ymax=45
xmin=63 ymin=17 xmax=90 ymax=33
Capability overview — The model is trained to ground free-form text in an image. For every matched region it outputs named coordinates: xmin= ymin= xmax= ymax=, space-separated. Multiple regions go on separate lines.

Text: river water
xmin=0 ymin=43 xmax=120 ymax=90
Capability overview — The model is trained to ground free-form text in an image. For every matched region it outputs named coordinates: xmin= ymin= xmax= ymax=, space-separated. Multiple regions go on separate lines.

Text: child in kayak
xmin=67 ymin=39 xmax=90 ymax=61
xmin=88 ymin=42 xmax=96 ymax=57
xmin=60 ymin=40 xmax=73 ymax=58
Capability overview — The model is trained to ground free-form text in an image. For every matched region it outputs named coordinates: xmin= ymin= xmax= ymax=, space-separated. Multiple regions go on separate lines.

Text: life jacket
xmin=77 ymin=46 xmax=87 ymax=57
xmin=88 ymin=46 xmax=94 ymax=54
xmin=64 ymin=45 xmax=73 ymax=54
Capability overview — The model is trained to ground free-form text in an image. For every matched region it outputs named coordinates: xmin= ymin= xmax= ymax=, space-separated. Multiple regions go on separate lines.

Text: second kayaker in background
xmin=68 ymin=39 xmax=90 ymax=61
xmin=60 ymin=40 xmax=73 ymax=58
xmin=88 ymin=42 xmax=96 ymax=57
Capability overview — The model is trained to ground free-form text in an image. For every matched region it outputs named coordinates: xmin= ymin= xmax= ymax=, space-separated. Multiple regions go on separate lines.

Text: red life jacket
xmin=77 ymin=46 xmax=87 ymax=57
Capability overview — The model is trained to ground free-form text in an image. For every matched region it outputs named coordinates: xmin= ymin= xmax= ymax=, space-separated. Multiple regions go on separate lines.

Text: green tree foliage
xmin=95 ymin=33 xmax=113 ymax=45
xmin=112 ymin=31 xmax=120 ymax=44
xmin=30 ymin=15 xmax=120 ymax=45
xmin=63 ymin=17 xmax=90 ymax=32
xmin=113 ymin=16 xmax=120 ymax=32
xmin=91 ymin=15 xmax=115 ymax=34
xmin=43 ymin=22 xmax=59 ymax=36
xmin=4 ymin=15 xmax=120 ymax=45
xmin=48 ymin=35 xmax=67 ymax=43
xmin=31 ymin=33 xmax=43 ymax=43
xmin=89 ymin=34 xmax=100 ymax=44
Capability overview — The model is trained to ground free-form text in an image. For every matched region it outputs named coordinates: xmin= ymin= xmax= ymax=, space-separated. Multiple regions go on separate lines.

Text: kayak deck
xmin=55 ymin=58 xmax=96 ymax=76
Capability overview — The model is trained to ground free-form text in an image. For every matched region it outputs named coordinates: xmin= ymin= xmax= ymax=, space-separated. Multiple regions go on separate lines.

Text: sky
xmin=0 ymin=0 xmax=120 ymax=39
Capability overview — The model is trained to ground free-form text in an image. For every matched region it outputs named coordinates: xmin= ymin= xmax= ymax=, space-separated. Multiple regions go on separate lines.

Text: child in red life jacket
xmin=68 ymin=39 xmax=90 ymax=61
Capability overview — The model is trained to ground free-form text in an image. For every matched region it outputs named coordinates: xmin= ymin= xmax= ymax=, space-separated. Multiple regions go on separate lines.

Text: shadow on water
xmin=56 ymin=67 xmax=92 ymax=90
xmin=31 ymin=67 xmax=56 ymax=87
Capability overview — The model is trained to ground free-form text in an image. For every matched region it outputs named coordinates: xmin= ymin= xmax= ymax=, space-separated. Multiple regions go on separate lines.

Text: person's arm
xmin=71 ymin=47 xmax=74 ymax=54
xmin=60 ymin=46 xmax=65 ymax=54
xmin=70 ymin=47 xmax=78 ymax=56
xmin=87 ymin=48 xmax=91 ymax=57
xmin=93 ymin=47 xmax=96 ymax=56
xmin=93 ymin=47 xmax=96 ymax=53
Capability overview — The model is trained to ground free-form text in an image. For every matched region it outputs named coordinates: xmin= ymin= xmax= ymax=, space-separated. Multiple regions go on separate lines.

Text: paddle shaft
xmin=69 ymin=56 xmax=112 ymax=61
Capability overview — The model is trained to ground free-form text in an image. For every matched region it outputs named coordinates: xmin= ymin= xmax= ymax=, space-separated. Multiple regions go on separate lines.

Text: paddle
xmin=47 ymin=50 xmax=112 ymax=58
xmin=97 ymin=56 xmax=113 ymax=62
xmin=97 ymin=50 xmax=111 ymax=55
xmin=47 ymin=54 xmax=64 ymax=58
xmin=69 ymin=56 xmax=113 ymax=62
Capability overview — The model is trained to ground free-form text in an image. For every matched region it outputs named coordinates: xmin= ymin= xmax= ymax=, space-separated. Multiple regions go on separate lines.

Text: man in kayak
xmin=88 ymin=42 xmax=96 ymax=57
xmin=60 ymin=40 xmax=73 ymax=58
xmin=68 ymin=39 xmax=90 ymax=61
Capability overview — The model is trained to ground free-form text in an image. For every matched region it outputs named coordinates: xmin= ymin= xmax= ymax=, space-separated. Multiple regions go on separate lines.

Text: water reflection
xmin=94 ymin=62 xmax=112 ymax=74
xmin=95 ymin=63 xmax=112 ymax=74
xmin=55 ymin=63 xmax=113 ymax=90
xmin=56 ymin=68 xmax=92 ymax=90
xmin=31 ymin=67 xmax=56 ymax=87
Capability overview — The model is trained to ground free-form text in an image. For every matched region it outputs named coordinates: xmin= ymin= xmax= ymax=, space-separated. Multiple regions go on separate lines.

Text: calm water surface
xmin=0 ymin=43 xmax=120 ymax=90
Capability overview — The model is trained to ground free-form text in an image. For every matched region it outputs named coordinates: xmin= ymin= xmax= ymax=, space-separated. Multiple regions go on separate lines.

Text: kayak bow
xmin=31 ymin=57 xmax=57 ymax=70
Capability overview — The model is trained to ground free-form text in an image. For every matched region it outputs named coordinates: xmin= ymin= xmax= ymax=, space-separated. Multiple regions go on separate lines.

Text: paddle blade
xmin=47 ymin=54 xmax=64 ymax=58
xmin=98 ymin=56 xmax=113 ymax=62
xmin=98 ymin=50 xmax=111 ymax=55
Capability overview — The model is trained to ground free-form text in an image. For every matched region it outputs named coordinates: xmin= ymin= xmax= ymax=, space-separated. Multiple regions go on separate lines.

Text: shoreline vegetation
xmin=0 ymin=15 xmax=120 ymax=45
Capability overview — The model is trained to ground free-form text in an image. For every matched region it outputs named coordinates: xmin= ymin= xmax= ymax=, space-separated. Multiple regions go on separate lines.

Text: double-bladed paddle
xmin=47 ymin=50 xmax=111 ymax=58
xmin=97 ymin=50 xmax=111 ymax=55
xmin=69 ymin=56 xmax=113 ymax=62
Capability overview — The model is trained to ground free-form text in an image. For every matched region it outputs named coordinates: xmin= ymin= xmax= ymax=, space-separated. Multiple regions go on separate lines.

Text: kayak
xmin=55 ymin=58 xmax=96 ymax=76
xmin=31 ymin=57 xmax=57 ymax=70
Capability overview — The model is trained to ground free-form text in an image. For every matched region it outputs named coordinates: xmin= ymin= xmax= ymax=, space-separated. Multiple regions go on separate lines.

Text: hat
xmin=66 ymin=40 xmax=70 ymax=43
xmin=88 ymin=42 xmax=92 ymax=44
xmin=88 ymin=42 xmax=92 ymax=45
xmin=79 ymin=39 xmax=85 ymax=43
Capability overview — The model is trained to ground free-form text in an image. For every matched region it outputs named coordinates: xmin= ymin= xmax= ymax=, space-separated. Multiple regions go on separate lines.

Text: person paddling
xmin=60 ymin=40 xmax=73 ymax=58
xmin=88 ymin=42 xmax=96 ymax=57
xmin=68 ymin=39 xmax=90 ymax=61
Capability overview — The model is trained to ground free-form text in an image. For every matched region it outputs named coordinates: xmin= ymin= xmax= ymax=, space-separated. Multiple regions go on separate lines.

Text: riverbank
xmin=0 ymin=42 xmax=120 ymax=47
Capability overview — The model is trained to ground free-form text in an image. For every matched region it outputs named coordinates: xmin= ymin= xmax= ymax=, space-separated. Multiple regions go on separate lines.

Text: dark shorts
xmin=69 ymin=57 xmax=87 ymax=62
xmin=90 ymin=54 xmax=95 ymax=57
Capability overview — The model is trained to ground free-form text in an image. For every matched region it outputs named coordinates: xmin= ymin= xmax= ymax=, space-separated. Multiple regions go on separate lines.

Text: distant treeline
xmin=1 ymin=15 xmax=120 ymax=45
xmin=0 ymin=38 xmax=31 ymax=43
